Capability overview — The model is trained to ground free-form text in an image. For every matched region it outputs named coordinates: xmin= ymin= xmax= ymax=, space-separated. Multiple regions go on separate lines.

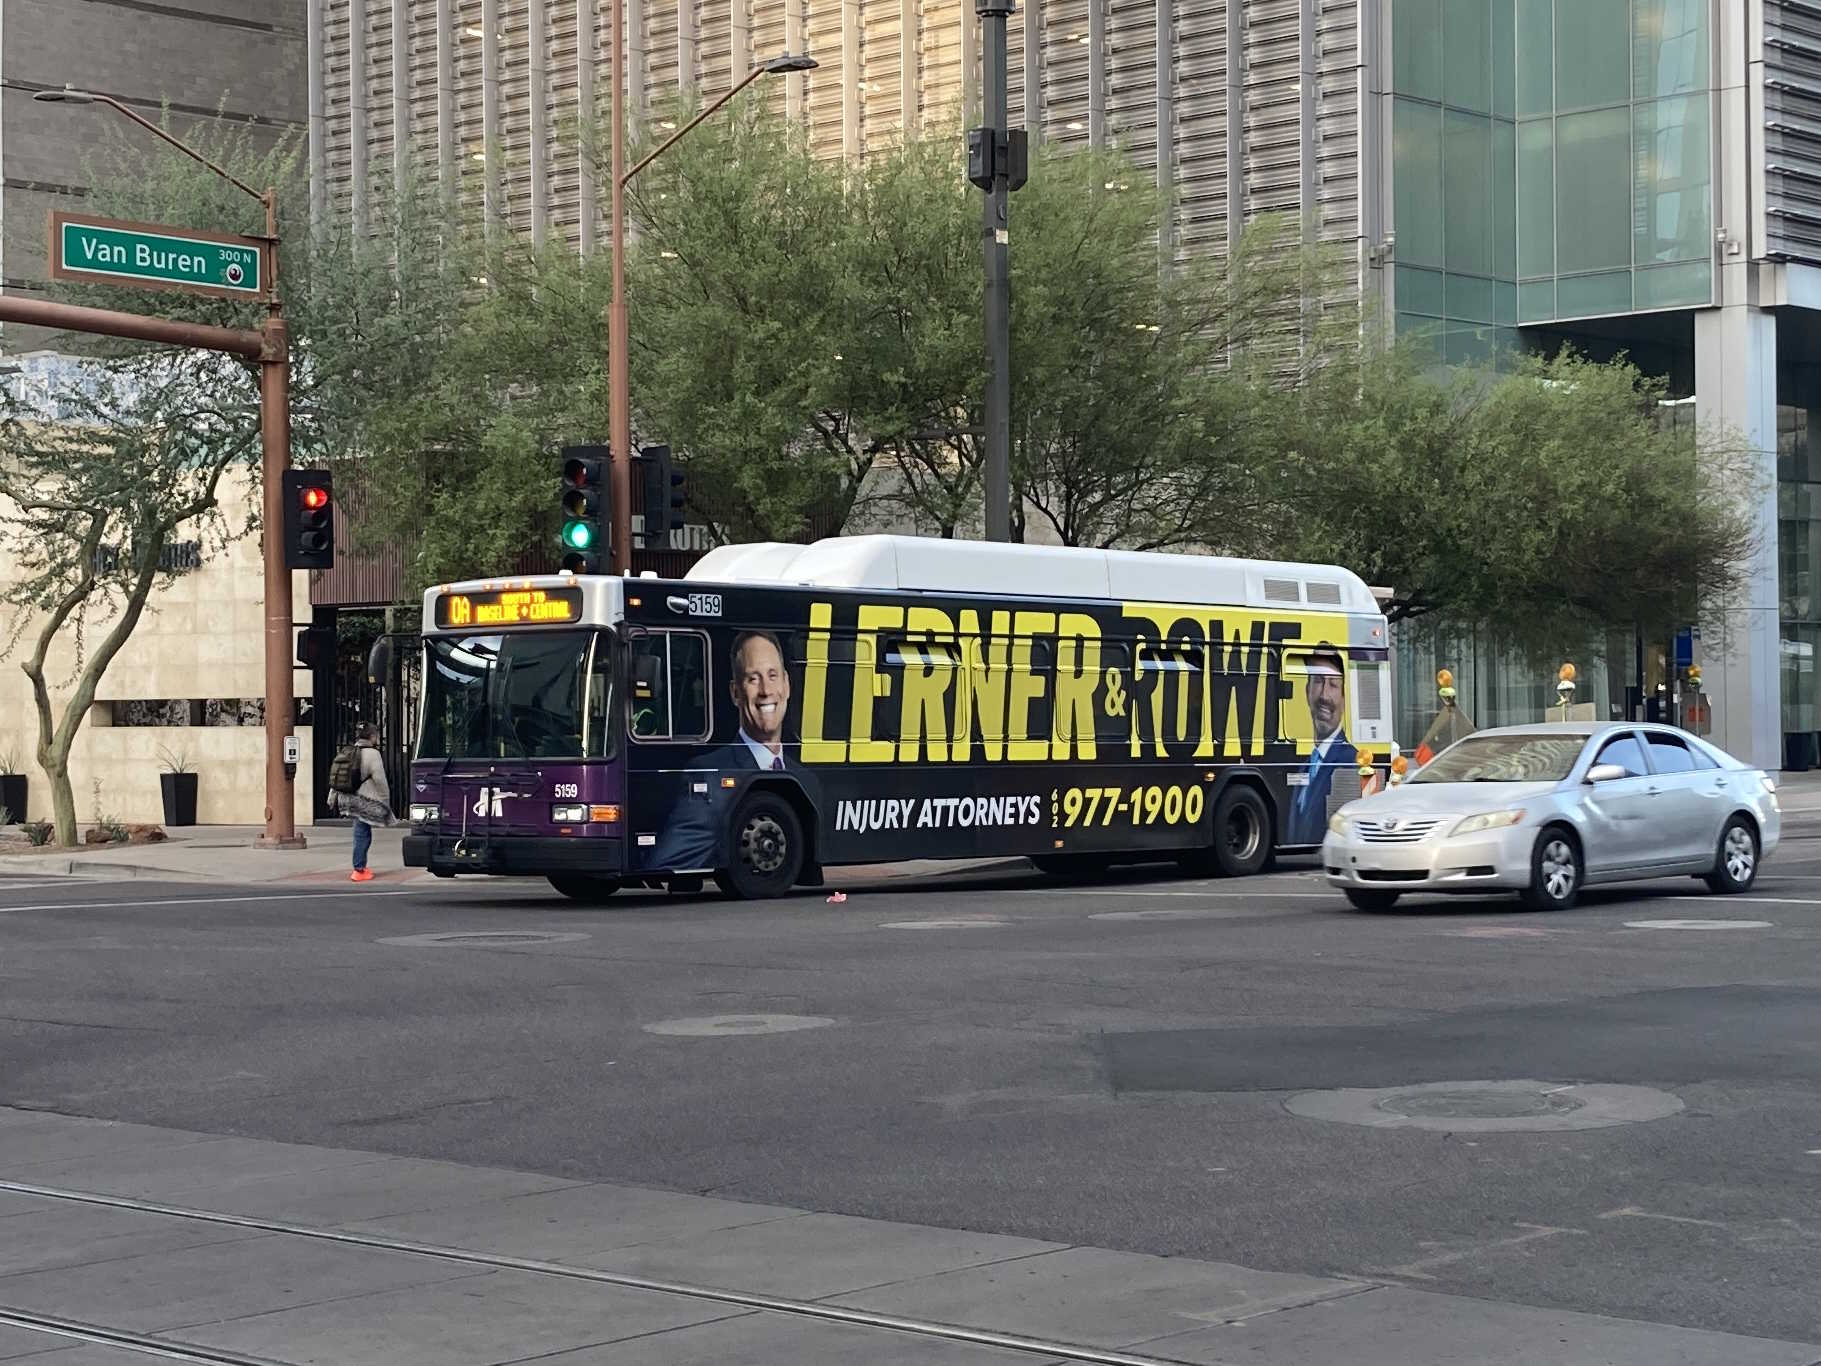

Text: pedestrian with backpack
xmin=329 ymin=724 xmax=393 ymax=882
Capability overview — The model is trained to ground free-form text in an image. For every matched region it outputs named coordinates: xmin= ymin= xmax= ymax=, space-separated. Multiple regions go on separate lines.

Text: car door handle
xmin=1713 ymin=778 xmax=1728 ymax=789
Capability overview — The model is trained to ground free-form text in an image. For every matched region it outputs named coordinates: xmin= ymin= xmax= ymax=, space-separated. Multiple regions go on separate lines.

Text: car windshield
xmin=1411 ymin=733 xmax=1585 ymax=783
xmin=418 ymin=630 xmax=614 ymax=760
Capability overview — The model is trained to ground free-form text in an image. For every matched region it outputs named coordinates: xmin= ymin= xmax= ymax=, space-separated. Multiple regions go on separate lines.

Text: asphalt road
xmin=1 ymin=841 xmax=1818 ymax=1347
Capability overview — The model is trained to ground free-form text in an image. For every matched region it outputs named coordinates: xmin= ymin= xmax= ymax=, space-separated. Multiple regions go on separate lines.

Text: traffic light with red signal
xmin=281 ymin=470 xmax=334 ymax=569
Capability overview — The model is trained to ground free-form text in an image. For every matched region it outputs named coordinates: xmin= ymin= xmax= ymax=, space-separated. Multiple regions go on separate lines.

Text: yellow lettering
xmin=848 ymin=604 xmax=902 ymax=763
xmin=800 ymin=601 xmax=845 ymax=763
xmin=1051 ymin=612 xmax=1101 ymax=761
xmin=1006 ymin=610 xmax=1055 ymax=762
xmin=898 ymin=606 xmax=956 ymax=762
xmin=954 ymin=609 xmax=1012 ymax=762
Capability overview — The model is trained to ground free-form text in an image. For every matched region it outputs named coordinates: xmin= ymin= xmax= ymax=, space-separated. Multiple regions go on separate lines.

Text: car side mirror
xmin=1586 ymin=763 xmax=1627 ymax=784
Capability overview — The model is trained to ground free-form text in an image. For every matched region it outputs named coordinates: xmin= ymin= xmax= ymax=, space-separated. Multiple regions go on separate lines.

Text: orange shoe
xmin=349 ymin=868 xmax=375 ymax=883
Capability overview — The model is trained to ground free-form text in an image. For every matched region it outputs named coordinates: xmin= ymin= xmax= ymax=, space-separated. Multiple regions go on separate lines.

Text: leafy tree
xmin=0 ymin=111 xmax=468 ymax=842
xmin=1270 ymin=344 xmax=1758 ymax=657
xmin=624 ymin=100 xmax=865 ymax=540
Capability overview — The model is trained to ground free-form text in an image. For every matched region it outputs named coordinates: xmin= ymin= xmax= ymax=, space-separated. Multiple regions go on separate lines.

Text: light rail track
xmin=1 ymin=1178 xmax=1334 ymax=1366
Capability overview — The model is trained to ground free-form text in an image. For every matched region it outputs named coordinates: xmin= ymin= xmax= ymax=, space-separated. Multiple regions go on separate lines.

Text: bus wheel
xmin=546 ymin=874 xmax=620 ymax=903
xmin=722 ymin=792 xmax=804 ymax=900
xmin=1209 ymin=785 xmax=1272 ymax=878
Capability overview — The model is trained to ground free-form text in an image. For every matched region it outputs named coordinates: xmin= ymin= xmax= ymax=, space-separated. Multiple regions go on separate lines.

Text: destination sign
xmin=436 ymin=587 xmax=584 ymax=629
xmin=48 ymin=212 xmax=266 ymax=300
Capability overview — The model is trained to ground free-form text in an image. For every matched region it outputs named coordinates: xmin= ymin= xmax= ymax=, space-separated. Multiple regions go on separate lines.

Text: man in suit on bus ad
xmin=645 ymin=629 xmax=819 ymax=872
xmin=1286 ymin=643 xmax=1354 ymax=845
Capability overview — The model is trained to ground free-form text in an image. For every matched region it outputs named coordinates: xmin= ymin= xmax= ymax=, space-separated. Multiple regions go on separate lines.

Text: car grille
xmin=1356 ymin=817 xmax=1445 ymax=843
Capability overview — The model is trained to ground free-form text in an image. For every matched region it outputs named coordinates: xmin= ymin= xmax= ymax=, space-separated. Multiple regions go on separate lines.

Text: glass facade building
xmin=1391 ymin=0 xmax=1713 ymax=361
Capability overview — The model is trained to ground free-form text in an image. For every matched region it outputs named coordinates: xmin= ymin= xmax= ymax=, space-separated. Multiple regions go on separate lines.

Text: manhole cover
xmin=1379 ymin=1088 xmax=1582 ymax=1120
xmin=878 ymin=919 xmax=1010 ymax=930
xmin=379 ymin=931 xmax=591 ymax=947
xmin=644 ymin=1014 xmax=837 ymax=1037
xmin=1285 ymin=1080 xmax=1683 ymax=1132
xmin=1625 ymin=919 xmax=1772 ymax=930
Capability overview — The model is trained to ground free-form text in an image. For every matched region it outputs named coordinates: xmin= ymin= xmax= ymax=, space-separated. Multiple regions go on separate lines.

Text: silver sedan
xmin=1322 ymin=722 xmax=1780 ymax=912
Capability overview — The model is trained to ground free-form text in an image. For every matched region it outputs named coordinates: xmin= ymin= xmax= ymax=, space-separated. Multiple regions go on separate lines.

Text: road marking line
xmin=0 ymin=889 xmax=423 ymax=914
xmin=1666 ymin=894 xmax=1821 ymax=906
xmin=1017 ymin=888 xmax=1334 ymax=900
xmin=1368 ymin=1223 xmax=1585 ymax=1280
xmin=1599 ymin=1206 xmax=1728 ymax=1229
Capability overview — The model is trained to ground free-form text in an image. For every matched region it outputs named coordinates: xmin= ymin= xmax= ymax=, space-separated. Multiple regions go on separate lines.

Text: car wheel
xmin=1703 ymin=817 xmax=1759 ymax=894
xmin=1206 ymin=785 xmax=1272 ymax=878
xmin=721 ymin=791 xmax=804 ymax=900
xmin=1344 ymin=888 xmax=1400 ymax=912
xmin=1520 ymin=828 xmax=1581 ymax=911
xmin=546 ymin=874 xmax=619 ymax=903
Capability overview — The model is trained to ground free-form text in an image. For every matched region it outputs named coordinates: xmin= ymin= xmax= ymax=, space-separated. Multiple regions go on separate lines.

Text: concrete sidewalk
xmin=0 ymin=1106 xmax=1813 ymax=1365
xmin=0 ymin=824 xmax=1025 ymax=889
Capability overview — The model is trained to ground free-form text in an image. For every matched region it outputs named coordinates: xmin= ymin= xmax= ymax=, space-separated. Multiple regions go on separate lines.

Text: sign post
xmin=49 ymin=212 xmax=267 ymax=300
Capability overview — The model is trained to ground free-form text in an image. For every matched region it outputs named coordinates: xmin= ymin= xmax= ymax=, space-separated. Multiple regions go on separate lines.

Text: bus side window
xmin=670 ymin=633 xmax=710 ymax=740
xmin=1020 ymin=638 xmax=1055 ymax=746
xmin=629 ymin=637 xmax=669 ymax=739
xmin=855 ymin=635 xmax=898 ymax=742
xmin=1097 ymin=643 xmax=1132 ymax=741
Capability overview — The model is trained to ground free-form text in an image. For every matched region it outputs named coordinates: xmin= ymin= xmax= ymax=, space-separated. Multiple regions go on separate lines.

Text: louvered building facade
xmin=307 ymin=0 xmax=1374 ymax=278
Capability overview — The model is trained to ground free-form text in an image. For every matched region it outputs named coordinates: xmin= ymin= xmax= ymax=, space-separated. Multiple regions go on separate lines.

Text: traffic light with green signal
xmin=559 ymin=445 xmax=608 ymax=572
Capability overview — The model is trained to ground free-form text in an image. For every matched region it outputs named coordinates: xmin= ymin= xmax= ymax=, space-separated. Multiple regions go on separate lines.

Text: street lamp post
xmin=603 ymin=38 xmax=816 ymax=573
xmin=32 ymin=88 xmax=304 ymax=850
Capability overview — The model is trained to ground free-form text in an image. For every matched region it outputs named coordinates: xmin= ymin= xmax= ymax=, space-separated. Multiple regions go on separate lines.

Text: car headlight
xmin=1328 ymin=811 xmax=1352 ymax=835
xmin=408 ymin=803 xmax=439 ymax=823
xmin=1450 ymin=809 xmax=1526 ymax=837
xmin=551 ymin=803 xmax=588 ymax=823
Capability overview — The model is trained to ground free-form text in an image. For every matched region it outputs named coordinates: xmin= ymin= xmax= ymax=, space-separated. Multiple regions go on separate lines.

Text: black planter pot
xmin=0 ymin=774 xmax=25 ymax=824
xmin=160 ymin=772 xmax=198 ymax=827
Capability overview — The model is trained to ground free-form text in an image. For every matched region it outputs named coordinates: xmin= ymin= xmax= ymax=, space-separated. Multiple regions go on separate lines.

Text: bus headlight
xmin=551 ymin=803 xmax=588 ymax=823
xmin=409 ymin=804 xmax=439 ymax=824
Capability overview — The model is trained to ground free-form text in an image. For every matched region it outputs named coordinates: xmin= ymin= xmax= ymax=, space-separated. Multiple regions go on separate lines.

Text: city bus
xmin=402 ymin=535 xmax=1392 ymax=899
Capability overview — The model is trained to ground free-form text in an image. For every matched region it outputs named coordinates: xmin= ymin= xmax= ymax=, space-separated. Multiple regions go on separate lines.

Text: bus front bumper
xmin=403 ymin=833 xmax=625 ymax=877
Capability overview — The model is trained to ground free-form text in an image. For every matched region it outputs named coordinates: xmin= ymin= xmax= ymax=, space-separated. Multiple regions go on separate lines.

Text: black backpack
xmin=329 ymin=745 xmax=362 ymax=795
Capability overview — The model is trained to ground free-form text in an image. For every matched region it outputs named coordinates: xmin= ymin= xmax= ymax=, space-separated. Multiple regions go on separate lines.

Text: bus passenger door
xmin=627 ymin=629 xmax=719 ymax=873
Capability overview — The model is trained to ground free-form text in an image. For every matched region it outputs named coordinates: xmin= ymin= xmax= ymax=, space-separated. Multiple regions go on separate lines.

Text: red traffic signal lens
xmin=300 ymin=487 xmax=330 ymax=510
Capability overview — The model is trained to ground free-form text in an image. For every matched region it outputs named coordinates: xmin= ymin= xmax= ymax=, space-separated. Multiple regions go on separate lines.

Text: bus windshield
xmin=419 ymin=630 xmax=615 ymax=761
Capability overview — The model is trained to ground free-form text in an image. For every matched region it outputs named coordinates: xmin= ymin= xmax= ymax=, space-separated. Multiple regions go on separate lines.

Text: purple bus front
xmin=401 ymin=577 xmax=627 ymax=887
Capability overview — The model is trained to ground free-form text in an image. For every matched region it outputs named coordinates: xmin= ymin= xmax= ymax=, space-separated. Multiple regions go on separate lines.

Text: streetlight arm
xmin=90 ymin=94 xmax=268 ymax=208
xmin=621 ymin=66 xmax=765 ymax=187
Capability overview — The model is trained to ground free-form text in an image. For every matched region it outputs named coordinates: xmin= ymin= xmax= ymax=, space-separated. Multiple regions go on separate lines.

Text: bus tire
xmin=546 ymin=874 xmax=620 ymax=903
xmin=721 ymin=791 xmax=804 ymax=900
xmin=1209 ymin=785 xmax=1272 ymax=878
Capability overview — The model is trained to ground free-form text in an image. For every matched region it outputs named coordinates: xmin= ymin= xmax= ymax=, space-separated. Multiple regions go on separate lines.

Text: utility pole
xmin=969 ymin=0 xmax=1025 ymax=542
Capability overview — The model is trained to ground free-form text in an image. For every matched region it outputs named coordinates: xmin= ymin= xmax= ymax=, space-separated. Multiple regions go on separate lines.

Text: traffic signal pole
xmin=607 ymin=0 xmax=633 ymax=576
xmin=977 ymin=0 xmax=1014 ymax=543
xmin=257 ymin=185 xmax=303 ymax=847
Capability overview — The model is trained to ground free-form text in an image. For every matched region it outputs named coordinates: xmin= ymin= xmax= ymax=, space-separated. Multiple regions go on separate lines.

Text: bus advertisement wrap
xmin=625 ymin=587 xmax=1385 ymax=872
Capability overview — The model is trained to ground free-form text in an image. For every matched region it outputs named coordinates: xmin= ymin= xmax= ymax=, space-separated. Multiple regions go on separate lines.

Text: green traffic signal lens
xmin=562 ymin=519 xmax=595 ymax=550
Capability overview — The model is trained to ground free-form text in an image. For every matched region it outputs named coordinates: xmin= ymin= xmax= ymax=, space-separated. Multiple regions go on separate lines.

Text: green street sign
xmin=49 ymin=212 xmax=266 ymax=300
